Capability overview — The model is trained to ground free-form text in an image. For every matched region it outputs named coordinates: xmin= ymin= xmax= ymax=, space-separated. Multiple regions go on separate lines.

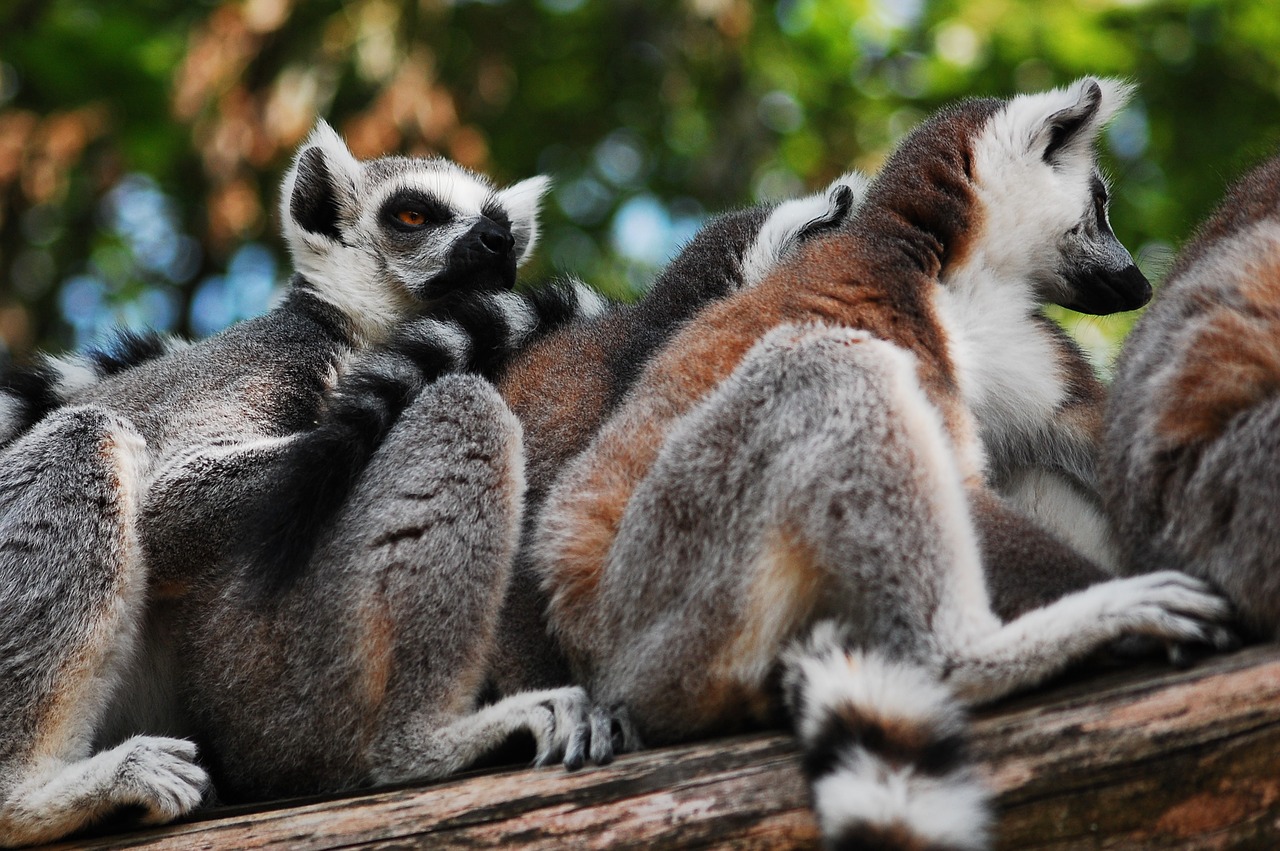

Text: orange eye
xmin=396 ymin=209 xmax=426 ymax=226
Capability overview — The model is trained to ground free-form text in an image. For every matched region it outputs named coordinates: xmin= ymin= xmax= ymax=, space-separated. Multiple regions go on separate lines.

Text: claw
xmin=588 ymin=706 xmax=615 ymax=766
xmin=564 ymin=718 xmax=589 ymax=771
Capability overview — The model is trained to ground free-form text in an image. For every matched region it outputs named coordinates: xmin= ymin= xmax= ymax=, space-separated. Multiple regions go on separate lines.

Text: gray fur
xmin=0 ymin=408 xmax=204 ymax=843
xmin=0 ymin=125 xmax=586 ymax=846
xmin=167 ymin=376 xmax=585 ymax=800
xmin=1103 ymin=152 xmax=1280 ymax=639
xmin=0 ymin=332 xmax=190 ymax=450
xmin=487 ymin=175 xmax=868 ymax=700
xmin=543 ymin=325 xmax=1228 ymax=738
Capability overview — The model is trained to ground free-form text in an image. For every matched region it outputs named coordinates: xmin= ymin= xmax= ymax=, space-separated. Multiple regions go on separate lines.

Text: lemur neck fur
xmin=935 ymin=250 xmax=1069 ymax=469
xmin=293 ymin=256 xmax=417 ymax=347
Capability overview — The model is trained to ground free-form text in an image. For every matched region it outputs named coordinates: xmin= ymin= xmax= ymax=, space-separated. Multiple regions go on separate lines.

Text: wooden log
xmin=44 ymin=644 xmax=1280 ymax=850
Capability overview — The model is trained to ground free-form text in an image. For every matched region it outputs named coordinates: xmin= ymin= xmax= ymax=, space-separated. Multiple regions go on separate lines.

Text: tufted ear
xmin=279 ymin=121 xmax=361 ymax=248
xmin=492 ymin=174 xmax=551 ymax=267
xmin=1030 ymin=77 xmax=1133 ymax=166
xmin=740 ymin=171 xmax=871 ymax=288
xmin=797 ymin=171 xmax=871 ymax=240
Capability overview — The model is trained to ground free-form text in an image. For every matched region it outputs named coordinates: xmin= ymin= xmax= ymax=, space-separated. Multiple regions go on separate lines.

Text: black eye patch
xmin=381 ymin=190 xmax=453 ymax=232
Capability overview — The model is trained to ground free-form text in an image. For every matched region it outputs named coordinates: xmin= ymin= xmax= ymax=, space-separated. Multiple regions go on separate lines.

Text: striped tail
xmin=247 ymin=279 xmax=607 ymax=590
xmin=782 ymin=622 xmax=991 ymax=851
xmin=0 ymin=330 xmax=186 ymax=448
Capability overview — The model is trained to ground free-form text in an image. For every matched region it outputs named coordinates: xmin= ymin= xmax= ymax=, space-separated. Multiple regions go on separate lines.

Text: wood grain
xmin=43 ymin=645 xmax=1280 ymax=850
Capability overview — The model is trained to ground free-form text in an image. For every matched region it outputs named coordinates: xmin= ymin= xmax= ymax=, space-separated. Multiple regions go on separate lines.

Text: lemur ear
xmin=280 ymin=121 xmax=361 ymax=245
xmin=741 ymin=171 xmax=870 ymax=288
xmin=1033 ymin=77 xmax=1133 ymax=165
xmin=493 ymin=174 xmax=551 ymax=267
xmin=798 ymin=171 xmax=871 ymax=240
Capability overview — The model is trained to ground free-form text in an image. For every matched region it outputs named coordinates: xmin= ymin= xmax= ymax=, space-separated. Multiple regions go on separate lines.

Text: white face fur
xmin=965 ymin=77 xmax=1150 ymax=315
xmin=278 ymin=121 xmax=550 ymax=341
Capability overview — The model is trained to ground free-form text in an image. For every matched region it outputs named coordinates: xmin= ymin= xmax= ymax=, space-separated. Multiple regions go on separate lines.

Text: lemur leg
xmin=0 ymin=408 xmax=206 ymax=847
xmin=542 ymin=325 xmax=1231 ymax=743
xmin=171 ymin=376 xmax=588 ymax=803
xmin=970 ymin=489 xmax=1113 ymax=621
xmin=348 ymin=377 xmax=590 ymax=781
xmin=547 ymin=325 xmax=981 ymax=743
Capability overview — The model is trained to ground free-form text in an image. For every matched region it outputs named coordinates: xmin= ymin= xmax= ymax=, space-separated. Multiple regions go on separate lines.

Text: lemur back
xmin=1103 ymin=152 xmax=1280 ymax=639
xmin=486 ymin=177 xmax=866 ymax=697
xmin=532 ymin=79 xmax=1232 ymax=849
xmin=0 ymin=125 xmax=616 ymax=847
xmin=502 ymin=176 xmax=862 ymax=511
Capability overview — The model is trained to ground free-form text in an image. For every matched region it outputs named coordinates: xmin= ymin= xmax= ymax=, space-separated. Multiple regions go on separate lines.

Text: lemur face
xmin=970 ymin=78 xmax=1151 ymax=315
xmin=361 ymin=157 xmax=547 ymax=299
xmin=280 ymin=121 xmax=549 ymax=306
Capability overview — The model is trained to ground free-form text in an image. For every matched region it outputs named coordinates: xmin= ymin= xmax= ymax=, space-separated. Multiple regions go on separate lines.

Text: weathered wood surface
xmin=44 ymin=644 xmax=1280 ymax=850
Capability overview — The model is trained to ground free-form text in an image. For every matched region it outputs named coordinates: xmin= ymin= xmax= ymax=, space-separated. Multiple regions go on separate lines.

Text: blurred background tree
xmin=1 ymin=0 xmax=1278 ymax=371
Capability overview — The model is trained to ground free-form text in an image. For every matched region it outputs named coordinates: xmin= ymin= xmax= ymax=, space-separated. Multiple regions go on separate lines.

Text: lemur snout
xmin=472 ymin=217 xmax=516 ymax=256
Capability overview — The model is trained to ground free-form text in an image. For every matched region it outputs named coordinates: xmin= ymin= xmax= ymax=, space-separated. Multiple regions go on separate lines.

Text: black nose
xmin=1061 ymin=263 xmax=1152 ymax=315
xmin=471 ymin=217 xmax=515 ymax=256
xmin=1115 ymin=263 xmax=1153 ymax=311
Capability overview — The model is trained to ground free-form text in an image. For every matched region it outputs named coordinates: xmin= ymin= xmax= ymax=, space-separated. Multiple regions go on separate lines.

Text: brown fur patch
xmin=500 ymin=328 xmax=612 ymax=498
xmin=1157 ymin=307 xmax=1280 ymax=446
xmin=151 ymin=578 xmax=193 ymax=600
xmin=700 ymin=529 xmax=825 ymax=727
xmin=838 ymin=704 xmax=948 ymax=769
xmin=357 ymin=593 xmax=395 ymax=711
xmin=545 ymin=412 xmax=670 ymax=630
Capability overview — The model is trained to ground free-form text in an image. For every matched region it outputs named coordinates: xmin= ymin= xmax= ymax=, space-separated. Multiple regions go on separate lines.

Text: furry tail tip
xmin=782 ymin=621 xmax=991 ymax=851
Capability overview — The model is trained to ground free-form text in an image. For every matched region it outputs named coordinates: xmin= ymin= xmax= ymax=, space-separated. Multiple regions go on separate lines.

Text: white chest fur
xmin=932 ymin=269 xmax=1066 ymax=470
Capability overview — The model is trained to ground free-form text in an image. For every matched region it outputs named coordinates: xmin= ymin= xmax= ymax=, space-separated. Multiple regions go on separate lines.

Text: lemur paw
xmin=112 ymin=736 xmax=209 ymax=825
xmin=512 ymin=686 xmax=591 ymax=770
xmin=1102 ymin=571 xmax=1236 ymax=650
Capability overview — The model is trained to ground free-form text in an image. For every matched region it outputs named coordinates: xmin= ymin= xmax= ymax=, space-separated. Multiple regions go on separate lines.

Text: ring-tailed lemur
xmin=0 ymin=122 xmax=608 ymax=847
xmin=1103 ymin=152 xmax=1280 ymax=640
xmin=532 ymin=79 xmax=1234 ymax=849
xmin=487 ymin=174 xmax=867 ymax=698
xmin=492 ymin=170 xmax=1137 ymax=700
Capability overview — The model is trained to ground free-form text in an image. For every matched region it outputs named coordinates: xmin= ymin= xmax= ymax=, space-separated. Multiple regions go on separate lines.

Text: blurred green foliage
xmin=1 ymin=0 xmax=1278 ymax=369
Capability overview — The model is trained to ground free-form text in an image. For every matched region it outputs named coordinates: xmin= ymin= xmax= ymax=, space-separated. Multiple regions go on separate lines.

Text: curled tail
xmin=782 ymin=622 xmax=990 ymax=851
xmin=0 ymin=330 xmax=186 ymax=448
xmin=249 ymin=279 xmax=607 ymax=589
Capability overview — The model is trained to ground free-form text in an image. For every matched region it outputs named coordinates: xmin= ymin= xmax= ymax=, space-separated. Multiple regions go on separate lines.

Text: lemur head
xmin=280 ymin=121 xmax=549 ymax=338
xmin=646 ymin=172 xmax=869 ymax=306
xmin=964 ymin=77 xmax=1150 ymax=314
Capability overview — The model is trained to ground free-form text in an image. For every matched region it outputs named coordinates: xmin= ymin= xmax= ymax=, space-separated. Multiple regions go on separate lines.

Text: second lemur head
xmin=872 ymin=77 xmax=1149 ymax=316
xmin=280 ymin=121 xmax=549 ymax=339
xmin=643 ymin=172 xmax=870 ymax=309
xmin=969 ymin=77 xmax=1150 ymax=314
